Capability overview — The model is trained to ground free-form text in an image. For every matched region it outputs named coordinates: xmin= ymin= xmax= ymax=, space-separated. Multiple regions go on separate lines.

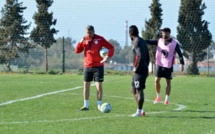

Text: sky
xmin=0 ymin=0 xmax=214 ymax=47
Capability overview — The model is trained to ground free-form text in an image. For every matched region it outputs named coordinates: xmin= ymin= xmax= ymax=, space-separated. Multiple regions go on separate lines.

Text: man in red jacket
xmin=75 ymin=25 xmax=114 ymax=111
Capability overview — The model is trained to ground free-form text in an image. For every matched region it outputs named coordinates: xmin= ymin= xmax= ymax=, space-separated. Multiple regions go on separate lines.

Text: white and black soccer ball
xmin=99 ymin=47 xmax=108 ymax=58
xmin=100 ymin=103 xmax=112 ymax=113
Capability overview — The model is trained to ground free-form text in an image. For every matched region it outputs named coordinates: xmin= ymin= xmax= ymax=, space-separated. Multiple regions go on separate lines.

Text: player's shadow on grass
xmin=153 ymin=110 xmax=215 ymax=120
xmin=181 ymin=110 xmax=215 ymax=113
xmin=153 ymin=115 xmax=215 ymax=120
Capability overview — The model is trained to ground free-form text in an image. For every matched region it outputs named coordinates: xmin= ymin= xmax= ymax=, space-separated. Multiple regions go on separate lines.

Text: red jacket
xmin=75 ymin=34 xmax=114 ymax=68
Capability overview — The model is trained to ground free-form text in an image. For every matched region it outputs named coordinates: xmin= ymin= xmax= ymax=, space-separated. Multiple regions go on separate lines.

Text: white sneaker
xmin=130 ymin=112 xmax=141 ymax=117
xmin=130 ymin=112 xmax=146 ymax=117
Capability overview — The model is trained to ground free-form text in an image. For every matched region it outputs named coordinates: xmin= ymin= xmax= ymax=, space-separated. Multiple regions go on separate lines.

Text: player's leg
xmin=164 ymin=79 xmax=171 ymax=105
xmin=93 ymin=66 xmax=104 ymax=110
xmin=95 ymin=82 xmax=103 ymax=109
xmin=165 ymin=79 xmax=171 ymax=96
xmin=131 ymin=73 xmax=146 ymax=117
xmin=155 ymin=77 xmax=161 ymax=97
xmin=80 ymin=68 xmax=93 ymax=110
xmin=164 ymin=68 xmax=173 ymax=105
xmin=131 ymin=77 xmax=138 ymax=104
xmin=82 ymin=81 xmax=91 ymax=109
xmin=131 ymin=90 xmax=144 ymax=117
xmin=154 ymin=65 xmax=162 ymax=104
xmin=136 ymin=90 xmax=144 ymax=115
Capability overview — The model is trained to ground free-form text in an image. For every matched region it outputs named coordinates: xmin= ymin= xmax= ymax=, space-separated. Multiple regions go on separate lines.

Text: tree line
xmin=7 ymin=36 xmax=215 ymax=73
xmin=12 ymin=38 xmax=134 ymax=71
xmin=0 ymin=0 xmax=213 ymax=75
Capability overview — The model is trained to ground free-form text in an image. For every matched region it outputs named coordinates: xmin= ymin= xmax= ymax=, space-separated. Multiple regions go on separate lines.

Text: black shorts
xmin=84 ymin=66 xmax=104 ymax=82
xmin=131 ymin=73 xmax=147 ymax=91
xmin=155 ymin=65 xmax=173 ymax=79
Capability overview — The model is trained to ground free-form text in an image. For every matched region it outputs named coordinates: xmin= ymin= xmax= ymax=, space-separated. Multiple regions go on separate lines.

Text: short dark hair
xmin=86 ymin=25 xmax=94 ymax=32
xmin=161 ymin=27 xmax=171 ymax=33
xmin=129 ymin=25 xmax=139 ymax=36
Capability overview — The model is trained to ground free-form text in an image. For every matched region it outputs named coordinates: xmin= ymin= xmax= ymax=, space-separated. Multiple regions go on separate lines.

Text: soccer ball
xmin=100 ymin=103 xmax=112 ymax=113
xmin=99 ymin=47 xmax=108 ymax=58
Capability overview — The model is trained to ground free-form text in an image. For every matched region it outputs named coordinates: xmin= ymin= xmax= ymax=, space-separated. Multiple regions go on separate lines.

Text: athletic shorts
xmin=84 ymin=66 xmax=104 ymax=82
xmin=155 ymin=65 xmax=173 ymax=79
xmin=131 ymin=73 xmax=148 ymax=91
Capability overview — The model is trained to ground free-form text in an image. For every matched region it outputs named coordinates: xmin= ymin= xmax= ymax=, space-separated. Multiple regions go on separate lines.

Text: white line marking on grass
xmin=109 ymin=95 xmax=186 ymax=111
xmin=173 ymin=103 xmax=186 ymax=111
xmin=0 ymin=111 xmax=169 ymax=125
xmin=0 ymin=110 xmax=173 ymax=125
xmin=0 ymin=115 xmax=126 ymax=125
xmin=0 ymin=86 xmax=186 ymax=125
xmin=0 ymin=84 xmax=95 ymax=107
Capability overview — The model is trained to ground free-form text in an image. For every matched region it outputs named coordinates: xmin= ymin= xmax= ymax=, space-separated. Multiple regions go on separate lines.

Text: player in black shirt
xmin=129 ymin=25 xmax=149 ymax=117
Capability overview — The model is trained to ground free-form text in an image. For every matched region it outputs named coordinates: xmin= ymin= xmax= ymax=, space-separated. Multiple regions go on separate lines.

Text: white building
xmin=0 ymin=64 xmax=18 ymax=71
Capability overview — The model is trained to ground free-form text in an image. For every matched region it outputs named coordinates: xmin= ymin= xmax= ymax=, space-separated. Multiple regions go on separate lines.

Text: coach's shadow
xmin=153 ymin=110 xmax=215 ymax=120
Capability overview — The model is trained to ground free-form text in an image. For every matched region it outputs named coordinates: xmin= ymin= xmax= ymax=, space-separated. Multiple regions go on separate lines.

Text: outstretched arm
xmin=144 ymin=39 xmax=158 ymax=46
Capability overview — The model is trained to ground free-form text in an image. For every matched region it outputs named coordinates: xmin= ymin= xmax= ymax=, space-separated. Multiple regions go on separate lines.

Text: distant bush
xmin=48 ymin=70 xmax=60 ymax=75
xmin=186 ymin=64 xmax=199 ymax=75
xmin=78 ymin=68 xmax=84 ymax=75
xmin=35 ymin=71 xmax=46 ymax=74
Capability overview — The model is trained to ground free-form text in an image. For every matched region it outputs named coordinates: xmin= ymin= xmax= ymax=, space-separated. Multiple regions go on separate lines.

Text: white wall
xmin=149 ymin=63 xmax=215 ymax=72
xmin=0 ymin=65 xmax=18 ymax=71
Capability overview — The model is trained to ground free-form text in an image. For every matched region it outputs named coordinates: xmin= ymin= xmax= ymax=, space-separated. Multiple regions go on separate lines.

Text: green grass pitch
xmin=0 ymin=74 xmax=215 ymax=134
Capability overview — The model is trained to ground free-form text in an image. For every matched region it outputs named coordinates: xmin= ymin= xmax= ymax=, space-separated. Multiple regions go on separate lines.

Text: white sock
xmin=137 ymin=109 xmax=142 ymax=114
xmin=84 ymin=100 xmax=89 ymax=108
xmin=165 ymin=95 xmax=169 ymax=101
xmin=97 ymin=100 xmax=102 ymax=106
xmin=157 ymin=93 xmax=161 ymax=98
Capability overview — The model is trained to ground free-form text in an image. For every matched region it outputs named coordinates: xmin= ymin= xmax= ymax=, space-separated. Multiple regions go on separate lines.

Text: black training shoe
xmin=80 ymin=106 xmax=89 ymax=111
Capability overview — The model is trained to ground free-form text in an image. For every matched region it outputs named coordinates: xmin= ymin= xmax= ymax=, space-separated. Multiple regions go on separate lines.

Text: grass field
xmin=0 ymin=74 xmax=215 ymax=134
